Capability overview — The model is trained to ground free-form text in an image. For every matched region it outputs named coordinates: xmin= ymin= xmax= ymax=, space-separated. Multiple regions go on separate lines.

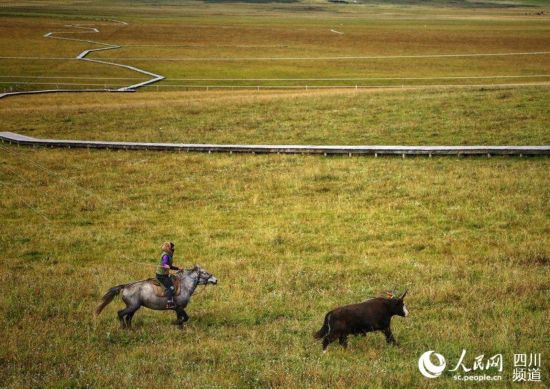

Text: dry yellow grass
xmin=1 ymin=1 xmax=549 ymax=387
xmin=1 ymin=1 xmax=549 ymax=90
xmin=1 ymin=86 xmax=548 ymax=145
xmin=1 ymin=146 xmax=548 ymax=387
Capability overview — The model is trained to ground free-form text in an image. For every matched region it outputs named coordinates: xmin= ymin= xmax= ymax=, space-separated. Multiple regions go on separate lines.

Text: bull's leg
xmin=383 ymin=327 xmax=397 ymax=345
xmin=322 ymin=332 xmax=339 ymax=352
xmin=338 ymin=335 xmax=348 ymax=349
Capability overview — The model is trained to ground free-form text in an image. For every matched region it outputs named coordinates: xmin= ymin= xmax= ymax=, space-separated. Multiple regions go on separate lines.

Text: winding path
xmin=0 ymin=21 xmax=164 ymax=99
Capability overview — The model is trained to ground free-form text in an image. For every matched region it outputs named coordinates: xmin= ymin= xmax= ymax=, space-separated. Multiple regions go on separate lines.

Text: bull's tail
xmin=314 ymin=312 xmax=332 ymax=340
xmin=94 ymin=284 xmax=126 ymax=316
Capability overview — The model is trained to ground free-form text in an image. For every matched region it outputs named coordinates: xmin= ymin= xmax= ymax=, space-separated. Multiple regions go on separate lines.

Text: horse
xmin=95 ymin=265 xmax=218 ymax=328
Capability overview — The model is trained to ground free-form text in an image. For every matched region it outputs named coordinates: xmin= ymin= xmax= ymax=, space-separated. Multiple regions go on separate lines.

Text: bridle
xmin=176 ymin=267 xmax=210 ymax=295
xmin=192 ymin=268 xmax=209 ymax=296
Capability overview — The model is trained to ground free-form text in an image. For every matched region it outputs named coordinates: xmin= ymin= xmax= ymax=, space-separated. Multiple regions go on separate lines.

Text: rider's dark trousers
xmin=156 ymin=274 xmax=175 ymax=300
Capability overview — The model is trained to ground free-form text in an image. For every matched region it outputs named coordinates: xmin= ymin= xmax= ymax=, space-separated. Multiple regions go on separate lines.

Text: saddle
xmin=149 ymin=276 xmax=182 ymax=298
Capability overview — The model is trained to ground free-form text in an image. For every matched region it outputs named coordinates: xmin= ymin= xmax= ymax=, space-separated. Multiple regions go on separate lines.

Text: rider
xmin=156 ymin=241 xmax=181 ymax=309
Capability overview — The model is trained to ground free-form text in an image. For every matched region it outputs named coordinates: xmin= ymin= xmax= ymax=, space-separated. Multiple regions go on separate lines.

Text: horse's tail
xmin=314 ymin=312 xmax=332 ymax=340
xmin=95 ymin=284 xmax=126 ymax=316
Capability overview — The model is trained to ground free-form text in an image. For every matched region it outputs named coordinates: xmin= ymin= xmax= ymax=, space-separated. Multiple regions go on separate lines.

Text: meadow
xmin=1 ymin=0 xmax=549 ymax=387
xmin=1 ymin=146 xmax=549 ymax=387
xmin=1 ymin=0 xmax=550 ymax=90
xmin=1 ymin=87 xmax=549 ymax=146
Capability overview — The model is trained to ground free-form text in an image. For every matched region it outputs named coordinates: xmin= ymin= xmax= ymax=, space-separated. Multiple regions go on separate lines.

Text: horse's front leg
xmin=181 ymin=309 xmax=189 ymax=323
xmin=173 ymin=307 xmax=189 ymax=328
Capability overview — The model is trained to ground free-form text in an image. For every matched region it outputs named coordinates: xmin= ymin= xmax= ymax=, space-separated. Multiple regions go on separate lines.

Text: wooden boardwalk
xmin=0 ymin=22 xmax=163 ymax=100
xmin=1 ymin=131 xmax=549 ymax=156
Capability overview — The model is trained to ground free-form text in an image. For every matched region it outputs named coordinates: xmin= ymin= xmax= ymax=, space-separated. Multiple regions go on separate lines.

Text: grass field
xmin=1 ymin=0 xmax=549 ymax=387
xmin=1 ymin=0 xmax=550 ymax=90
xmin=1 ymin=148 xmax=549 ymax=387
xmin=1 ymin=87 xmax=550 ymax=145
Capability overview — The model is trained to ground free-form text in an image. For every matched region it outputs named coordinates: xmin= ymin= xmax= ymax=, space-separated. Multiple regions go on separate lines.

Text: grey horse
xmin=95 ymin=266 xmax=218 ymax=328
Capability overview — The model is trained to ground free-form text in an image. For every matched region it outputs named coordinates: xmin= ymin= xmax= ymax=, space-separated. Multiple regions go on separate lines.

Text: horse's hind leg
xmin=125 ymin=309 xmax=138 ymax=328
xmin=117 ymin=308 xmax=127 ymax=328
xmin=118 ymin=306 xmax=138 ymax=329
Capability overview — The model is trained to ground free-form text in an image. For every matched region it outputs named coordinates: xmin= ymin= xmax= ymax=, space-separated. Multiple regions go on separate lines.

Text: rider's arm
xmin=161 ymin=254 xmax=180 ymax=271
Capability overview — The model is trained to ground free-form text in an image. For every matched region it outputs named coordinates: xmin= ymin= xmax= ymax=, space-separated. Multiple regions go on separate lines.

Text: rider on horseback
xmin=156 ymin=242 xmax=181 ymax=309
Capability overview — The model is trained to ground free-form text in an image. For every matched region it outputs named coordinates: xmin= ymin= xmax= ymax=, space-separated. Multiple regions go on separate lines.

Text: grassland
xmin=1 ymin=0 xmax=549 ymax=388
xmin=1 ymin=147 xmax=549 ymax=387
xmin=1 ymin=0 xmax=549 ymax=90
xmin=1 ymin=86 xmax=550 ymax=145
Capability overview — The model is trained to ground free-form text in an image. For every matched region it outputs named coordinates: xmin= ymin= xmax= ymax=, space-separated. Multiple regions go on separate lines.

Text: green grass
xmin=1 ymin=87 xmax=549 ymax=145
xmin=1 ymin=1 xmax=549 ymax=387
xmin=1 ymin=148 xmax=549 ymax=387
xmin=1 ymin=1 xmax=549 ymax=91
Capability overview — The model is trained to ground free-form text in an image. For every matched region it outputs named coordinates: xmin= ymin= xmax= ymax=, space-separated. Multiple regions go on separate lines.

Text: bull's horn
xmin=400 ymin=290 xmax=408 ymax=299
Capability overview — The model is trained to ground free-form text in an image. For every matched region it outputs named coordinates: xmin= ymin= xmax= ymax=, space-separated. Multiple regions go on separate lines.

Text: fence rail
xmin=1 ymin=132 xmax=548 ymax=157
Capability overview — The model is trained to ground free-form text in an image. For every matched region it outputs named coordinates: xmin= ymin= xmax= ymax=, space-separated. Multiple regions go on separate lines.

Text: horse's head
xmin=179 ymin=265 xmax=218 ymax=285
xmin=197 ymin=265 xmax=218 ymax=285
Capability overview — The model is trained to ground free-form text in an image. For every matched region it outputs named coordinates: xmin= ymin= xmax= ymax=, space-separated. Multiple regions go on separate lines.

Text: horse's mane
xmin=180 ymin=265 xmax=200 ymax=273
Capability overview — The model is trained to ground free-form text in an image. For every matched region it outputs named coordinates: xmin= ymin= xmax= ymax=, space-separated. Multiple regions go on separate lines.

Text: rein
xmin=193 ymin=283 xmax=208 ymax=296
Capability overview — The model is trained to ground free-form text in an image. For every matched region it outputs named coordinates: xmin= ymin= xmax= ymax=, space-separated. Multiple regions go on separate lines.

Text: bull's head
xmin=395 ymin=289 xmax=409 ymax=317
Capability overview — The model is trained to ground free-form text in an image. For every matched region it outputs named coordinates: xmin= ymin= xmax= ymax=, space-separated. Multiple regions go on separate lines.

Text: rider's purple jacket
xmin=156 ymin=252 xmax=179 ymax=275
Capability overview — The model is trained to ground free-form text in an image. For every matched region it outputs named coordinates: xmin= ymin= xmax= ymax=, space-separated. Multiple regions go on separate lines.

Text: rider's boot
xmin=166 ymin=285 xmax=176 ymax=309
xmin=166 ymin=298 xmax=176 ymax=309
